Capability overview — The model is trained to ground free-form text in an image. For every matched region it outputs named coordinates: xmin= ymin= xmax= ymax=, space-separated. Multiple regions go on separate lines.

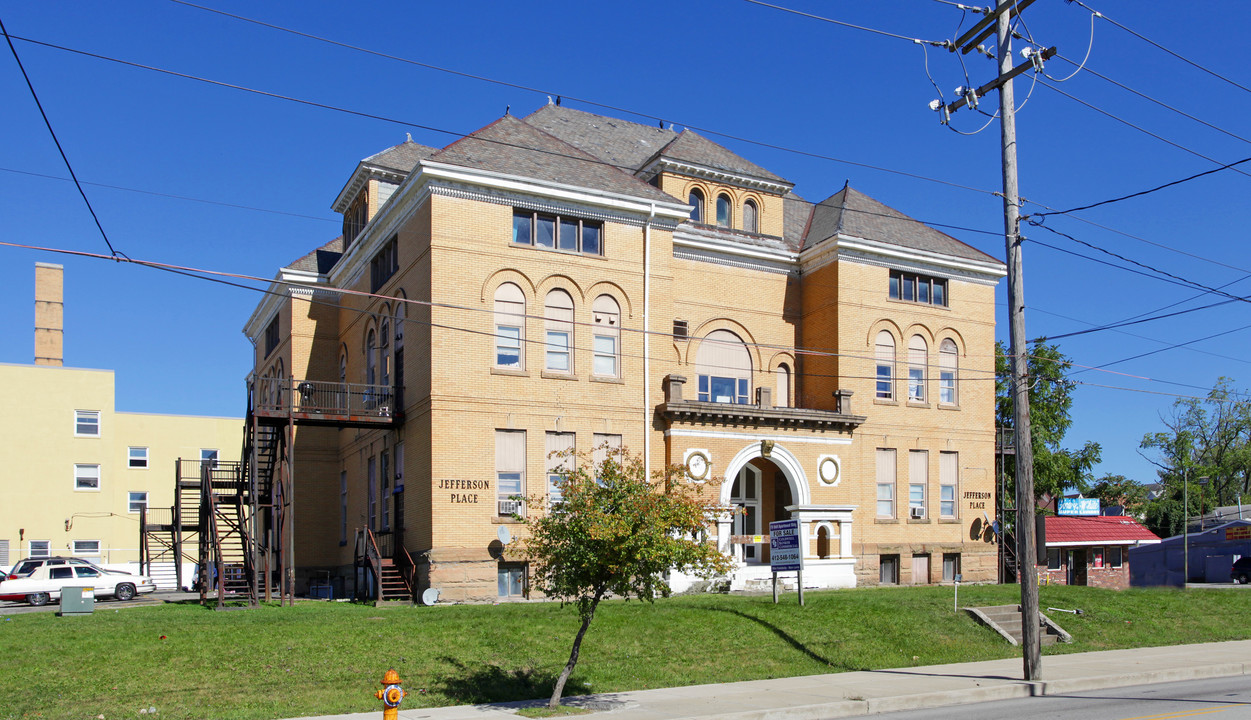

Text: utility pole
xmin=938 ymin=0 xmax=1053 ymax=682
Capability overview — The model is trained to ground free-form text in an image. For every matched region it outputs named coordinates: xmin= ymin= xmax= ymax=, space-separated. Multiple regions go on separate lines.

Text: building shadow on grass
xmin=435 ymin=655 xmax=592 ymax=705
xmin=709 ymin=608 xmax=870 ymax=673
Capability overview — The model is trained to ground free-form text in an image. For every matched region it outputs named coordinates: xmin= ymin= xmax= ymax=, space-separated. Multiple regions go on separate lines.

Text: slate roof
xmin=285 ymin=237 xmax=344 ymax=274
xmin=656 ymin=129 xmax=789 ymax=185
xmin=429 ymin=114 xmax=677 ymax=204
xmin=523 ymin=105 xmax=677 ymax=173
xmin=1045 ymin=516 xmax=1160 ymax=545
xmin=364 ymin=139 xmax=438 ymax=174
xmin=804 ymin=185 xmax=1001 ymax=264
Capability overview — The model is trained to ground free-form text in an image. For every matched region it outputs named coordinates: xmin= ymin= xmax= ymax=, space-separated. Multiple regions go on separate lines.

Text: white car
xmin=0 ymin=562 xmax=156 ymax=606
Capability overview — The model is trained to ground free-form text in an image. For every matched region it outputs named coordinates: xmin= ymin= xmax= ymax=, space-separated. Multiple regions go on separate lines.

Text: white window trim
xmin=71 ymin=540 xmax=101 ymax=557
xmin=128 ymin=491 xmax=149 ymax=514
xmin=75 ymin=410 xmax=101 ymax=438
xmin=74 ymin=463 xmax=101 ymax=492
xmin=128 ymin=446 xmax=149 ymax=469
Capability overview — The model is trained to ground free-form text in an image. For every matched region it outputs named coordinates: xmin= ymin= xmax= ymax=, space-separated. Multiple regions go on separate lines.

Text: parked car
xmin=1233 ymin=557 xmax=1251 ymax=584
xmin=0 ymin=560 xmax=156 ymax=606
xmin=6 ymin=556 xmax=98 ymax=580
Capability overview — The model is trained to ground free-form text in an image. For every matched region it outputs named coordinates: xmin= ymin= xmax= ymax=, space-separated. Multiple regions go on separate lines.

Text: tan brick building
xmin=242 ymin=104 xmax=1006 ymax=601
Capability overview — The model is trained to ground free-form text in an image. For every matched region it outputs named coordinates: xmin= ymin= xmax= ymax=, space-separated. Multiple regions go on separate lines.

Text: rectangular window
xmin=370 ymin=237 xmax=399 ymax=292
xmin=908 ymin=367 xmax=925 ymax=402
xmin=940 ymin=370 xmax=956 ymax=404
xmin=909 ymin=450 xmax=928 ymax=518
xmin=75 ymin=464 xmax=100 ymax=491
xmin=1107 ymin=546 xmax=1123 ymax=568
xmin=496 ymin=326 xmax=522 ymax=368
xmin=128 ymin=447 xmax=149 ymax=469
xmin=380 ymin=450 xmax=391 ymax=530
xmin=498 ymin=564 xmax=526 ymax=598
xmin=942 ymin=553 xmax=961 ymax=582
xmin=340 ymin=471 xmax=348 ymax=546
xmin=593 ymin=334 xmax=617 ymax=376
xmin=72 ymin=540 xmax=101 ymax=558
xmin=546 ymin=432 xmax=575 ymax=506
xmin=367 ymin=456 xmax=377 ymax=530
xmin=939 ymin=452 xmax=958 ymax=518
xmin=1092 ymin=547 xmax=1105 ymax=569
xmin=264 ymin=316 xmax=280 ymax=357
xmin=593 ymin=433 xmax=622 ymax=484
xmin=545 ymin=330 xmax=571 ymax=372
xmin=889 ymin=270 xmax=948 ymax=307
xmin=128 ymin=491 xmax=148 ymax=514
xmin=0 ymin=540 xmax=7 ymax=567
xmin=496 ymin=429 xmax=526 ymax=516
xmin=876 ymin=448 xmax=896 ymax=518
xmin=29 ymin=540 xmax=50 ymax=558
xmin=200 ymin=449 xmax=218 ymax=464
xmin=879 ymin=554 xmax=899 ymax=584
xmin=75 ymin=410 xmax=100 ymax=437
xmin=697 ymin=375 xmax=749 ymax=404
xmin=1047 ymin=548 xmax=1062 ymax=570
xmin=512 ymin=210 xmax=603 ymax=256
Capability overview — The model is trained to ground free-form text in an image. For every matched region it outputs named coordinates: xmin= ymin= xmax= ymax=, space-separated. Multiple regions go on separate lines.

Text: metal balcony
xmin=250 ymin=377 xmax=400 ymax=427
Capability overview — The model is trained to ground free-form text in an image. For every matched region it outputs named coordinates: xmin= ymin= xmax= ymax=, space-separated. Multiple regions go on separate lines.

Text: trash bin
xmin=59 ymin=586 xmax=95 ymax=616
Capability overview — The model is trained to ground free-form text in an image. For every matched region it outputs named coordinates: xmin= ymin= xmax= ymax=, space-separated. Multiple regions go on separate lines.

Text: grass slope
xmin=1 ymin=584 xmax=1247 ymax=719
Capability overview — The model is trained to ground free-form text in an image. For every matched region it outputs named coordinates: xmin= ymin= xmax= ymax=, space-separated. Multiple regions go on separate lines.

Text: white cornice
xmin=672 ymin=227 xmax=797 ymax=276
xmin=331 ymin=162 xmax=407 ymax=214
xmin=419 ymin=161 xmax=691 ymax=220
xmin=241 ymin=267 xmax=336 ymax=340
xmin=799 ymin=233 xmax=1006 ymax=285
xmin=640 ymin=157 xmax=794 ymax=195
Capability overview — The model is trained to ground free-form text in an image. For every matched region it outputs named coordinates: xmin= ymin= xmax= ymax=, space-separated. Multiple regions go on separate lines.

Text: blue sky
xmin=2 ymin=1 xmax=1247 ymax=486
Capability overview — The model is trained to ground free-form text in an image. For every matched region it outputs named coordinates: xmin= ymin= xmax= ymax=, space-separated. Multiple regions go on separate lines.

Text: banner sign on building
xmin=1057 ymin=498 xmax=1100 ymax=516
xmin=1226 ymin=525 xmax=1251 ymax=541
xmin=769 ymin=519 xmax=803 ymax=573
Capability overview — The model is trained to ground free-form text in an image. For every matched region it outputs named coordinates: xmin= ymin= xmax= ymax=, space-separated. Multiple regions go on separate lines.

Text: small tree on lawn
xmin=513 ymin=447 xmax=733 ymax=709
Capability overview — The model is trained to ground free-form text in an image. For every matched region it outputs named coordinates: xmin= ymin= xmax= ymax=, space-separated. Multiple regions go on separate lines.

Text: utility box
xmin=59 ymin=586 xmax=95 ymax=616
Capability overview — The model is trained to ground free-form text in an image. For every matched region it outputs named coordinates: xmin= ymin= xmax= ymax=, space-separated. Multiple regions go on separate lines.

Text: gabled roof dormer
xmin=332 ymin=136 xmax=437 ymax=250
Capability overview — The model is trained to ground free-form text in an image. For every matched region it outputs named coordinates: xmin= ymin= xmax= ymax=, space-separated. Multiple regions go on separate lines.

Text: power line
xmin=0 ymin=15 xmax=119 ymax=258
xmin=1028 ymin=306 xmax=1251 ymax=368
xmin=742 ymin=0 xmax=944 ymax=44
xmin=1040 ymin=80 xmax=1251 ymax=182
xmin=1066 ymin=0 xmax=1251 ymax=96
xmin=0 ymin=166 xmax=337 ymax=223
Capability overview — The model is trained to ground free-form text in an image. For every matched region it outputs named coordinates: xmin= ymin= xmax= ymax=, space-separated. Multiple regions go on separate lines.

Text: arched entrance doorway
xmin=720 ymin=442 xmax=810 ymax=565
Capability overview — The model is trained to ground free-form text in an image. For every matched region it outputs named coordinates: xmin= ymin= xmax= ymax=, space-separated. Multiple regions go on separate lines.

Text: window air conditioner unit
xmin=498 ymin=500 xmax=525 ymax=517
xmin=910 ymin=507 xmax=926 ymax=519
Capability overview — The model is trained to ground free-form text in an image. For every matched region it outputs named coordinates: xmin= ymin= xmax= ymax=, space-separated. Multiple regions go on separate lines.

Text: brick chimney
xmin=34 ymin=262 xmax=63 ymax=366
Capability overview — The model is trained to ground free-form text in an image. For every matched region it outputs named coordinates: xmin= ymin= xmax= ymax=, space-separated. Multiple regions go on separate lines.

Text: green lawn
xmin=1 ymin=584 xmax=1248 ymax=720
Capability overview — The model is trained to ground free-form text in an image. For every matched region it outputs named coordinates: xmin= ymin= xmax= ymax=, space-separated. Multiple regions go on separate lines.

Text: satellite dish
xmin=497 ymin=526 xmax=512 ymax=545
xmin=421 ymin=588 xmax=440 ymax=606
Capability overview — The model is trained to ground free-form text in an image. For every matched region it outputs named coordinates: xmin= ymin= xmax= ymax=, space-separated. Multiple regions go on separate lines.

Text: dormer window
xmin=343 ymin=192 xmax=367 ymax=249
xmin=688 ymin=189 xmax=705 ymax=223
xmin=512 ymin=210 xmax=603 ymax=256
xmin=743 ymin=199 xmax=758 ymax=233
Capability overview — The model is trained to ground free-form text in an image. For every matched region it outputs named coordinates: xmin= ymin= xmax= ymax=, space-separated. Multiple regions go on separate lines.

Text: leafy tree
xmin=996 ymin=341 xmax=1102 ymax=503
xmin=514 ymin=448 xmax=734 ymax=709
xmin=1088 ymin=474 xmax=1149 ymax=517
xmin=1140 ymin=377 xmax=1251 ymax=536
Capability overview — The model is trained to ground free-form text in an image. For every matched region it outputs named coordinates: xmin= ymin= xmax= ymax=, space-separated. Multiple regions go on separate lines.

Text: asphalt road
xmin=873 ymin=675 xmax=1251 ymax=720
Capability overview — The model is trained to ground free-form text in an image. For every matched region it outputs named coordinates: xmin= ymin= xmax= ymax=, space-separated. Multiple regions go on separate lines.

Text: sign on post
xmin=769 ymin=519 xmax=804 ymax=606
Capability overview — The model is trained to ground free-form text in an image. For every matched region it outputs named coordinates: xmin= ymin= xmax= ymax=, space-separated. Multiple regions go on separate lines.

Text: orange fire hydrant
xmin=375 ymin=668 xmax=407 ymax=720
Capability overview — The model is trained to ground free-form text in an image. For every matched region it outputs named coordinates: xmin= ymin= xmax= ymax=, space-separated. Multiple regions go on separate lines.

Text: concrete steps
xmin=967 ymin=604 xmax=1071 ymax=646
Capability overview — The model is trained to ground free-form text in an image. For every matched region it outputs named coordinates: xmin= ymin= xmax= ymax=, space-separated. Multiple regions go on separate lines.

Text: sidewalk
xmin=286 ymin=639 xmax=1251 ymax=720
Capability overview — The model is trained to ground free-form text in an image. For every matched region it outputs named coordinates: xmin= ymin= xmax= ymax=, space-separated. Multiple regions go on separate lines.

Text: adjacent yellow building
xmin=1 ymin=265 xmax=241 ymax=585
xmin=243 ymin=105 xmax=1006 ymax=602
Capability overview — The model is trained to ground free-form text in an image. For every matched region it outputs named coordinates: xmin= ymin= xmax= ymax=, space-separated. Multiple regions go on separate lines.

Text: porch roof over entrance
xmin=659 ymin=399 xmax=865 ymax=432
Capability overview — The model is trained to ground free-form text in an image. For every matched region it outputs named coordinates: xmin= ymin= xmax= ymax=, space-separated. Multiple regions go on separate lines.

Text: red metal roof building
xmin=1038 ymin=515 xmax=1160 ymax=589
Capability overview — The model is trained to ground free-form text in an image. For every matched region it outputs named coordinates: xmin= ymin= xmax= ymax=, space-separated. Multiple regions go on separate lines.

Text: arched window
xmin=875 ymin=331 xmax=895 ymax=400
xmin=816 ymin=524 xmax=831 ymax=559
xmin=493 ymin=283 xmax=525 ymax=369
xmin=696 ymin=329 xmax=751 ymax=404
xmin=716 ymin=194 xmax=732 ymax=228
xmin=775 ymin=363 xmax=790 ymax=407
xmin=743 ymin=199 xmax=758 ymax=233
xmin=688 ymin=188 xmax=705 ymax=223
xmin=544 ymin=289 xmax=575 ymax=373
xmin=908 ymin=335 xmax=927 ymax=402
xmin=365 ymin=328 xmax=377 ymax=386
xmin=939 ymin=338 xmax=958 ymax=405
xmin=379 ymin=315 xmax=391 ymax=389
xmin=592 ymin=295 xmax=620 ymax=377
